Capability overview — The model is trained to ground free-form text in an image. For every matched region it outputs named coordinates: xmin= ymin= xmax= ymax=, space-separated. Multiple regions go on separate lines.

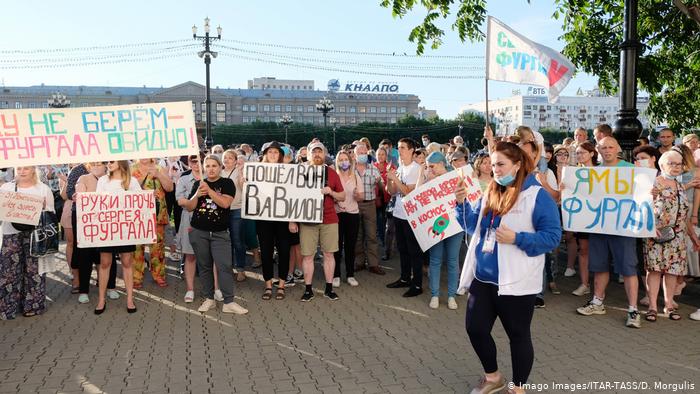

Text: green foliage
xmin=380 ymin=0 xmax=700 ymax=131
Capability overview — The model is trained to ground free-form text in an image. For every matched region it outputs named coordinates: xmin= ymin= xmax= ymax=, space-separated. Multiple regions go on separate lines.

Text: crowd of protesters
xmin=2 ymin=123 xmax=700 ymax=394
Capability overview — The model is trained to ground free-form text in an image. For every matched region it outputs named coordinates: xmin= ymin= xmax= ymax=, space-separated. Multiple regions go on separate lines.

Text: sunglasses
xmin=107 ymin=161 xmax=116 ymax=164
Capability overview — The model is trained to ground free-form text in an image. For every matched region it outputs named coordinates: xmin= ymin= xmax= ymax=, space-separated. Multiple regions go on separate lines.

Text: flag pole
xmin=485 ymin=16 xmax=493 ymax=152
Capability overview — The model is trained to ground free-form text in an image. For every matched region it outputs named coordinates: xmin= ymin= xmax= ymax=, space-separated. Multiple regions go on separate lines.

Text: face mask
xmin=636 ymin=159 xmax=649 ymax=168
xmin=339 ymin=161 xmax=351 ymax=171
xmin=661 ymin=171 xmax=676 ymax=180
xmin=422 ymin=139 xmax=429 ymax=147
xmin=300 ymin=157 xmax=308 ymax=162
xmin=494 ymin=173 xmax=516 ymax=186
xmin=356 ymin=154 xmax=368 ymax=164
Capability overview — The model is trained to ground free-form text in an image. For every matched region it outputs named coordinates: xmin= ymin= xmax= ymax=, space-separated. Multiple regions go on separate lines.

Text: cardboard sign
xmin=0 ymin=190 xmax=44 ymax=225
xmin=0 ymin=101 xmax=198 ymax=167
xmin=402 ymin=171 xmax=465 ymax=251
xmin=76 ymin=191 xmax=157 ymax=247
xmin=560 ymin=166 xmax=657 ymax=237
xmin=458 ymin=165 xmax=483 ymax=203
xmin=242 ymin=163 xmax=325 ymax=223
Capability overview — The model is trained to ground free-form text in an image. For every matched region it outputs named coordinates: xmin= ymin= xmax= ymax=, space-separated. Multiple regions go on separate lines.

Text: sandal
xmin=645 ymin=309 xmax=657 ymax=322
xmin=666 ymin=308 xmax=682 ymax=321
xmin=276 ymin=288 xmax=286 ymax=300
xmin=262 ymin=288 xmax=273 ymax=300
xmin=23 ymin=311 xmax=37 ymax=317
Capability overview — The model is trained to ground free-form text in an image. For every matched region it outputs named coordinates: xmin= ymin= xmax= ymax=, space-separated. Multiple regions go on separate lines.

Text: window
xmin=349 ymin=106 xmax=357 ymax=113
xmin=263 ymin=105 xmax=270 ymax=112
xmin=216 ymin=103 xmax=226 ymax=111
xmin=264 ymin=116 xmax=270 ymax=122
xmin=274 ymin=105 xmax=281 ymax=112
xmin=339 ymin=117 xmax=346 ymax=124
xmin=399 ymin=107 xmax=407 ymax=114
xmin=297 ymin=105 xmax=303 ymax=112
xmin=15 ymin=102 xmax=22 ymax=109
xmin=337 ymin=106 xmax=345 ymax=113
xmin=359 ymin=106 xmax=366 ymax=113
xmin=249 ymin=105 xmax=257 ymax=112
xmin=201 ymin=103 xmax=206 ymax=112
xmin=242 ymin=116 xmax=250 ymax=123
xmin=216 ymin=112 xmax=226 ymax=123
xmin=390 ymin=117 xmax=397 ymax=124
xmin=307 ymin=105 xmax=314 ymax=112
xmin=525 ymin=105 xmax=531 ymax=110
xmin=192 ymin=103 xmax=197 ymax=112
xmin=242 ymin=104 xmax=249 ymax=112
xmin=28 ymin=102 xmax=37 ymax=108
xmin=369 ymin=107 xmax=377 ymax=113
xmin=349 ymin=117 xmax=356 ymax=124
xmin=380 ymin=107 xmax=387 ymax=113
xmin=390 ymin=107 xmax=397 ymax=113
xmin=285 ymin=105 xmax=292 ymax=112
xmin=42 ymin=103 xmax=49 ymax=108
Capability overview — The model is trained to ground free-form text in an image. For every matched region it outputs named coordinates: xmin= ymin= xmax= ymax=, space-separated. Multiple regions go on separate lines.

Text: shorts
xmin=60 ymin=200 xmax=73 ymax=229
xmin=177 ymin=211 xmax=194 ymax=255
xmin=289 ymin=230 xmax=300 ymax=246
xmin=97 ymin=245 xmax=136 ymax=255
xmin=588 ymin=233 xmax=637 ymax=276
xmin=300 ymin=223 xmax=338 ymax=256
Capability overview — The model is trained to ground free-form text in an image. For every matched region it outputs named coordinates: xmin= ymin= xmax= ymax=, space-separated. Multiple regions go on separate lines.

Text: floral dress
xmin=644 ymin=179 xmax=688 ymax=275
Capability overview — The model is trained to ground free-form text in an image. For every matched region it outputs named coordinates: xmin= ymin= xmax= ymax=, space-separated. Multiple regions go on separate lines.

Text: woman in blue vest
xmin=456 ymin=141 xmax=561 ymax=394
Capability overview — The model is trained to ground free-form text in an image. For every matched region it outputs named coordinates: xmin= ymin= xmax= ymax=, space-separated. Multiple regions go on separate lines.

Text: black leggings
xmin=256 ymin=220 xmax=290 ymax=282
xmin=334 ymin=212 xmax=360 ymax=278
xmin=71 ymin=208 xmax=116 ymax=293
xmin=466 ymin=279 xmax=536 ymax=386
xmin=394 ymin=218 xmax=424 ymax=289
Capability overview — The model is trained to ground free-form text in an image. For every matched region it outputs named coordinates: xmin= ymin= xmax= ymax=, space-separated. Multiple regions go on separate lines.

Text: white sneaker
xmin=347 ymin=277 xmax=359 ymax=287
xmin=184 ymin=290 xmax=195 ymax=303
xmin=107 ymin=289 xmax=120 ymax=300
xmin=222 ymin=302 xmax=248 ymax=315
xmin=577 ymin=301 xmax=606 ymax=316
xmin=571 ymin=284 xmax=590 ymax=297
xmin=332 ymin=277 xmax=341 ymax=288
xmin=690 ymin=309 xmax=700 ymax=321
xmin=456 ymin=287 xmax=467 ymax=296
xmin=214 ymin=289 xmax=224 ymax=302
xmin=78 ymin=294 xmax=89 ymax=304
xmin=198 ymin=298 xmax=216 ymax=313
xmin=448 ymin=297 xmax=458 ymax=310
xmin=429 ymin=297 xmax=439 ymax=309
xmin=564 ymin=268 xmax=577 ymax=277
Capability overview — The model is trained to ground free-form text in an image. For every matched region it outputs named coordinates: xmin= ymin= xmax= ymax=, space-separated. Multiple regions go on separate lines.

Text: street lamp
xmin=458 ymin=123 xmax=463 ymax=138
xmin=48 ymin=92 xmax=70 ymax=108
xmin=315 ymin=97 xmax=334 ymax=128
xmin=192 ymin=17 xmax=222 ymax=151
xmin=280 ymin=114 xmax=293 ymax=144
xmin=330 ymin=117 xmax=337 ymax=153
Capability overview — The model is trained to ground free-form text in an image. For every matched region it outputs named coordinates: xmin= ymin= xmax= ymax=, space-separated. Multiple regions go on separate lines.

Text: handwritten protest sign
xmin=76 ymin=191 xmax=157 ymax=247
xmin=458 ymin=165 xmax=483 ymax=203
xmin=560 ymin=166 xmax=657 ymax=237
xmin=242 ymin=163 xmax=325 ymax=223
xmin=0 ymin=102 xmax=198 ymax=167
xmin=402 ymin=171 xmax=465 ymax=251
xmin=0 ymin=190 xmax=44 ymax=225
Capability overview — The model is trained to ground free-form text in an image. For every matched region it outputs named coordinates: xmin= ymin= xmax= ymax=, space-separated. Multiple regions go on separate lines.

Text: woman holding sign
xmin=332 ymin=151 xmax=362 ymax=288
xmin=94 ymin=160 xmax=141 ymax=315
xmin=455 ymin=141 xmax=561 ymax=394
xmin=0 ymin=166 xmax=54 ymax=320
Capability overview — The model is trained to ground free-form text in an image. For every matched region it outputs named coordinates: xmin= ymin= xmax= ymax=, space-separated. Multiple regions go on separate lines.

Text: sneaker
xmin=332 ymin=277 xmax=341 ymax=288
xmin=571 ymin=284 xmax=590 ymax=297
xmin=78 ymin=294 xmax=89 ymax=304
xmin=214 ymin=289 xmax=224 ymax=302
xmin=222 ymin=302 xmax=248 ymax=315
xmin=448 ymin=297 xmax=458 ymax=310
xmin=107 ymin=289 xmax=120 ymax=300
xmin=198 ymin=298 xmax=216 ymax=313
xmin=184 ymin=290 xmax=195 ymax=303
xmin=293 ymin=270 xmax=304 ymax=280
xmin=535 ymin=297 xmax=546 ymax=308
xmin=301 ymin=291 xmax=314 ymax=302
xmin=564 ymin=268 xmax=577 ymax=277
xmin=689 ymin=309 xmax=700 ymax=321
xmin=577 ymin=301 xmax=606 ymax=316
xmin=469 ymin=375 xmax=506 ymax=394
xmin=456 ymin=287 xmax=467 ymax=296
xmin=626 ymin=310 xmax=641 ymax=328
xmin=402 ymin=287 xmax=423 ymax=297
xmin=386 ymin=279 xmax=410 ymax=288
xmin=285 ymin=275 xmax=296 ymax=287
xmin=347 ymin=277 xmax=359 ymax=287
xmin=324 ymin=291 xmax=339 ymax=301
xmin=429 ymin=297 xmax=439 ymax=309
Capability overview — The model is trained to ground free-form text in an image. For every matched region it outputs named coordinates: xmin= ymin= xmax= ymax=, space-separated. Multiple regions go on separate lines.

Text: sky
xmin=0 ymin=0 xmax=599 ymax=118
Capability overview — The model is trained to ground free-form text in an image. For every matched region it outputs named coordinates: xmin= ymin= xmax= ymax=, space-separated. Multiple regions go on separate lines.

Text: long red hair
xmin=484 ymin=141 xmax=533 ymax=216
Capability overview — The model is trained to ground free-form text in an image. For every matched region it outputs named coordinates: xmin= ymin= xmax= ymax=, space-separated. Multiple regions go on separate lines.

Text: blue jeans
xmin=428 ymin=233 xmax=461 ymax=297
xmin=228 ymin=209 xmax=246 ymax=269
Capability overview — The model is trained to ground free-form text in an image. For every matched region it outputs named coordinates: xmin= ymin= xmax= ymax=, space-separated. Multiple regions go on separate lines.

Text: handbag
xmin=141 ymin=174 xmax=161 ymax=215
xmin=10 ymin=183 xmax=37 ymax=232
xmin=653 ymin=183 xmax=681 ymax=244
xmin=30 ymin=210 xmax=59 ymax=257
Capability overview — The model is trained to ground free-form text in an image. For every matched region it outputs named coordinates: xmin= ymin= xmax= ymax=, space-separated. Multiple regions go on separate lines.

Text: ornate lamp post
xmin=315 ymin=97 xmax=334 ymax=128
xmin=48 ymin=92 xmax=70 ymax=108
xmin=280 ymin=114 xmax=293 ymax=144
xmin=192 ymin=17 xmax=222 ymax=150
xmin=613 ymin=0 xmax=643 ymax=161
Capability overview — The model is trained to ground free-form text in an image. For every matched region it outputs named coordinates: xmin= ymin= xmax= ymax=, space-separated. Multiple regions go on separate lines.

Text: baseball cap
xmin=308 ymin=141 xmax=327 ymax=154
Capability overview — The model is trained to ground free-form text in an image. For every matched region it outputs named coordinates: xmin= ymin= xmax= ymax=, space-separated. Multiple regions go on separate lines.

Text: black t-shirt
xmin=188 ymin=177 xmax=235 ymax=232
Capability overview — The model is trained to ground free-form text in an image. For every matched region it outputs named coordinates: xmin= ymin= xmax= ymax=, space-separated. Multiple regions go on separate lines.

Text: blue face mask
xmin=339 ymin=161 xmax=351 ymax=171
xmin=494 ymin=173 xmax=516 ymax=186
xmin=661 ymin=171 xmax=676 ymax=180
xmin=356 ymin=154 xmax=368 ymax=164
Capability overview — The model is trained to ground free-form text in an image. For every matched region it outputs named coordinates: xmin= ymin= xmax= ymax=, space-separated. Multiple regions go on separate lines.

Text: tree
xmin=380 ymin=0 xmax=700 ymax=130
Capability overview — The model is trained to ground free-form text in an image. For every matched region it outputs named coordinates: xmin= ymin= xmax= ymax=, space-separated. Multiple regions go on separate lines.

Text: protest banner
xmin=560 ymin=166 xmax=657 ymax=237
xmin=242 ymin=163 xmax=325 ymax=223
xmin=0 ymin=101 xmax=198 ymax=167
xmin=0 ymin=190 xmax=44 ymax=225
xmin=76 ymin=191 xmax=157 ymax=247
xmin=457 ymin=165 xmax=483 ymax=203
xmin=402 ymin=171 xmax=465 ymax=252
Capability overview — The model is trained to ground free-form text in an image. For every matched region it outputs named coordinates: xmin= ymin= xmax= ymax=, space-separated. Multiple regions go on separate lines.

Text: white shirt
xmin=0 ymin=182 xmax=54 ymax=235
xmin=392 ymin=161 xmax=420 ymax=220
xmin=96 ymin=176 xmax=141 ymax=193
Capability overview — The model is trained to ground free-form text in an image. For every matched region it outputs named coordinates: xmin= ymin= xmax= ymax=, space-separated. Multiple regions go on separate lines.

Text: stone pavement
xmin=1 ymin=243 xmax=699 ymax=394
